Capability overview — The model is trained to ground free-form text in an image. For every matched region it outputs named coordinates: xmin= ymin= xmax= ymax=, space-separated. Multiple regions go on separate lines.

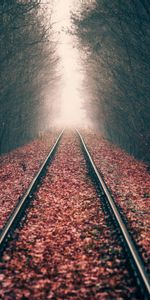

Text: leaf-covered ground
xmin=0 ymin=131 xmax=140 ymax=299
xmin=81 ymin=130 xmax=150 ymax=272
xmin=0 ymin=131 xmax=58 ymax=229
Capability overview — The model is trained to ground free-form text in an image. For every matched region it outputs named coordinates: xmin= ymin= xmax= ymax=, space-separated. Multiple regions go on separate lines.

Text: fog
xmin=0 ymin=0 xmax=149 ymax=162
xmin=49 ymin=0 xmax=95 ymax=128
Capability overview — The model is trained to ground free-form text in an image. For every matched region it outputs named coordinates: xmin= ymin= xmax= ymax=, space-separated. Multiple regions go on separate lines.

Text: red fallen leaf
xmin=96 ymin=292 xmax=110 ymax=298
xmin=107 ymin=261 xmax=113 ymax=267
xmin=22 ymin=289 xmax=31 ymax=298
xmin=109 ymin=277 xmax=119 ymax=287
xmin=3 ymin=254 xmax=10 ymax=261
xmin=0 ymin=131 xmax=58 ymax=229
xmin=82 ymin=130 xmax=150 ymax=268
xmin=2 ymin=280 xmax=13 ymax=288
xmin=0 ymin=131 xmax=140 ymax=299
xmin=0 ymin=274 xmax=5 ymax=281
xmin=47 ymin=291 xmax=54 ymax=299
xmin=40 ymin=267 xmax=47 ymax=274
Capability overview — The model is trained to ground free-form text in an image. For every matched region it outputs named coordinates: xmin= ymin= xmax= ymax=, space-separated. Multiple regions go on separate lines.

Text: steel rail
xmin=0 ymin=129 xmax=64 ymax=256
xmin=76 ymin=129 xmax=150 ymax=299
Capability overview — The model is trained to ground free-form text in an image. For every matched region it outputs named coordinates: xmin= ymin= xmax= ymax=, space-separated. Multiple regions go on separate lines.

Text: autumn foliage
xmin=0 ymin=132 xmax=141 ymax=299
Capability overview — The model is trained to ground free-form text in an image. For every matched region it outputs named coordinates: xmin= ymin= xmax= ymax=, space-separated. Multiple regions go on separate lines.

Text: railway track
xmin=0 ymin=129 xmax=64 ymax=254
xmin=0 ymin=129 xmax=149 ymax=299
xmin=76 ymin=129 xmax=150 ymax=299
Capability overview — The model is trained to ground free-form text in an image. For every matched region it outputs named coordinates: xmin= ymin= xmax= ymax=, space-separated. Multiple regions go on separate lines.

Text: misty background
xmin=0 ymin=0 xmax=150 ymax=163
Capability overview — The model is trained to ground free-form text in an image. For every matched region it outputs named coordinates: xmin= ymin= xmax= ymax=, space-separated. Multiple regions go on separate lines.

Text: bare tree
xmin=73 ymin=0 xmax=150 ymax=163
xmin=0 ymin=0 xmax=58 ymax=154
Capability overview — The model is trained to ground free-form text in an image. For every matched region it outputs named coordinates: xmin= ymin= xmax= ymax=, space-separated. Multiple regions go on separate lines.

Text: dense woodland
xmin=73 ymin=0 xmax=150 ymax=163
xmin=0 ymin=0 xmax=57 ymax=154
xmin=1 ymin=0 xmax=150 ymax=163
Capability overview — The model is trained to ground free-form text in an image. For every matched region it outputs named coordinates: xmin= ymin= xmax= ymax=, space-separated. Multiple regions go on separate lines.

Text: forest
xmin=73 ymin=0 xmax=150 ymax=163
xmin=0 ymin=2 xmax=150 ymax=298
xmin=0 ymin=0 xmax=149 ymax=164
xmin=0 ymin=0 xmax=57 ymax=154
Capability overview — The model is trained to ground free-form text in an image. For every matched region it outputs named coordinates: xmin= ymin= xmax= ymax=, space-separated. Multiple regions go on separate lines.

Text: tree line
xmin=73 ymin=0 xmax=150 ymax=163
xmin=0 ymin=0 xmax=57 ymax=154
